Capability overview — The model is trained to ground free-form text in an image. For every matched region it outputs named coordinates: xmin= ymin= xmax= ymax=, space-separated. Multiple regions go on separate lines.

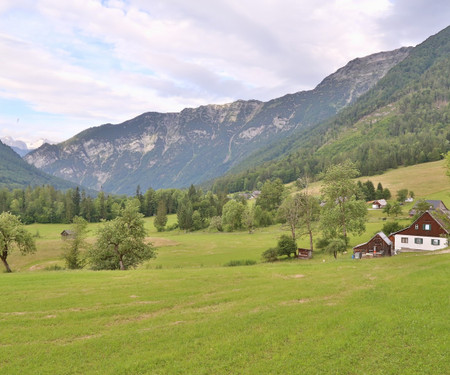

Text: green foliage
xmin=88 ymin=201 xmax=155 ymax=270
xmin=62 ymin=216 xmax=88 ymax=269
xmin=0 ymin=212 xmax=36 ymax=272
xmin=221 ymin=200 xmax=245 ymax=232
xmin=324 ymin=238 xmax=347 ymax=259
xmin=396 ymin=189 xmax=409 ymax=202
xmin=261 ymin=247 xmax=279 ymax=262
xmin=381 ymin=221 xmax=403 ymax=236
xmin=277 ymin=234 xmax=297 ymax=258
xmin=256 ymin=179 xmax=285 ymax=213
xmin=154 ymin=200 xmax=168 ymax=232
xmin=208 ymin=216 xmax=223 ymax=232
xmin=320 ymin=161 xmax=368 ymax=245
xmin=223 ymin=259 xmax=256 ymax=267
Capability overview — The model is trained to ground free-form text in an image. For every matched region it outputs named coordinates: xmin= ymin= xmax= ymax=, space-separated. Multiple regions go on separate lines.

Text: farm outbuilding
xmin=353 ymin=232 xmax=392 ymax=258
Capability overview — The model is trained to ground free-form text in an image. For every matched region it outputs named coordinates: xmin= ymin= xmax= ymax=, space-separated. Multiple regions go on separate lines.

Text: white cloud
xmin=0 ymin=0 xmax=449 ymax=143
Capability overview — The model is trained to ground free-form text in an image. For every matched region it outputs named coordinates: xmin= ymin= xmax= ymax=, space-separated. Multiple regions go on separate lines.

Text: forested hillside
xmin=212 ymin=26 xmax=450 ymax=193
xmin=0 ymin=141 xmax=79 ymax=191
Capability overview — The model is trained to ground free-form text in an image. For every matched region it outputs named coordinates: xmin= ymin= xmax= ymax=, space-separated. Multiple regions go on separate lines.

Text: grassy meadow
xmin=1 ymin=161 xmax=450 ymax=374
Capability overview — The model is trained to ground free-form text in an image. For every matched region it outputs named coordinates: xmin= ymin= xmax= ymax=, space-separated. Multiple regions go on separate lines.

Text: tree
xmin=324 ymin=238 xmax=347 ymax=259
xmin=277 ymin=234 xmax=297 ymax=258
xmin=221 ymin=200 xmax=245 ymax=232
xmin=154 ymin=200 xmax=168 ymax=232
xmin=320 ymin=161 xmax=368 ymax=249
xmin=278 ymin=192 xmax=319 ymax=247
xmin=256 ymin=179 xmax=284 ymax=213
xmin=88 ymin=201 xmax=155 ymax=270
xmin=0 ymin=212 xmax=36 ymax=272
xmin=381 ymin=221 xmax=402 ymax=236
xmin=390 ymin=202 xmax=403 ymax=217
xmin=62 ymin=216 xmax=88 ymax=269
xmin=242 ymin=205 xmax=255 ymax=234
xmin=396 ymin=189 xmax=408 ymax=202
xmin=177 ymin=197 xmax=193 ymax=231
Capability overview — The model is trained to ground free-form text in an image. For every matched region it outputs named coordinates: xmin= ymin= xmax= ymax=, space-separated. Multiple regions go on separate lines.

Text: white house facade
xmin=393 ymin=234 xmax=447 ymax=251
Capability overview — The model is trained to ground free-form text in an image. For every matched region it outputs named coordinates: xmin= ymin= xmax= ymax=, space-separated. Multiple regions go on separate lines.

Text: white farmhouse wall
xmin=394 ymin=234 xmax=448 ymax=251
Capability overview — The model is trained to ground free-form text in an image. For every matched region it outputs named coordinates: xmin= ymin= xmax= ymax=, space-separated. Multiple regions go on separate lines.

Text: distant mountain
xmin=1 ymin=136 xmax=54 ymax=157
xmin=24 ymin=48 xmax=410 ymax=194
xmin=211 ymin=25 xmax=450 ymax=192
xmin=0 ymin=140 xmax=82 ymax=190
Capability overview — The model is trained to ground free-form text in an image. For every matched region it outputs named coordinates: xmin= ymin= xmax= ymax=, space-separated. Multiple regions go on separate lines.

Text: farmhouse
xmin=371 ymin=199 xmax=387 ymax=209
xmin=353 ymin=232 xmax=392 ymax=257
xmin=390 ymin=211 xmax=449 ymax=252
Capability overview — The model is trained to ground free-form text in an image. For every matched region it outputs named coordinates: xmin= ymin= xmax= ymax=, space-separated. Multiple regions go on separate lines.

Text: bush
xmin=277 ymin=234 xmax=297 ymax=258
xmin=224 ymin=259 xmax=257 ymax=267
xmin=262 ymin=247 xmax=279 ymax=262
xmin=45 ymin=264 xmax=64 ymax=271
xmin=381 ymin=221 xmax=402 ymax=235
xmin=166 ymin=223 xmax=179 ymax=231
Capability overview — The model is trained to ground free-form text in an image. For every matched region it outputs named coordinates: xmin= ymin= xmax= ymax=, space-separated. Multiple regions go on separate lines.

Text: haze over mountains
xmin=1 ymin=137 xmax=53 ymax=157
xmin=24 ymin=47 xmax=411 ymax=194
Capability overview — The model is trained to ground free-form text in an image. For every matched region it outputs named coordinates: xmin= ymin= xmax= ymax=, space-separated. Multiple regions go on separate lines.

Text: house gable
xmin=394 ymin=211 xmax=448 ymax=238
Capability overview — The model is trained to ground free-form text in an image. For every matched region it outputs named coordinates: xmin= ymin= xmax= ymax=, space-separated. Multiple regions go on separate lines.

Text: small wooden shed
xmin=353 ymin=232 xmax=392 ymax=257
xmin=297 ymin=248 xmax=313 ymax=259
xmin=61 ymin=230 xmax=75 ymax=238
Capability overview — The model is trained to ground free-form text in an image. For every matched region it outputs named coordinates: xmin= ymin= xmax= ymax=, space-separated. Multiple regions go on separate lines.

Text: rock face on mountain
xmin=25 ymin=47 xmax=411 ymax=194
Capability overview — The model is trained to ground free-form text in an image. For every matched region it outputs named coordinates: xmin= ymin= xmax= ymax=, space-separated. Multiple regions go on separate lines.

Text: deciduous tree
xmin=89 ymin=201 xmax=155 ymax=270
xmin=320 ymin=161 xmax=367 ymax=252
xmin=62 ymin=216 xmax=88 ymax=269
xmin=0 ymin=212 xmax=36 ymax=272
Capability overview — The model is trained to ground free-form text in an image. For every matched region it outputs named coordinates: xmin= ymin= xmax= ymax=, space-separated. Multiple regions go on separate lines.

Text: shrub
xmin=224 ymin=259 xmax=257 ymax=267
xmin=262 ymin=247 xmax=279 ymax=262
xmin=277 ymin=234 xmax=297 ymax=258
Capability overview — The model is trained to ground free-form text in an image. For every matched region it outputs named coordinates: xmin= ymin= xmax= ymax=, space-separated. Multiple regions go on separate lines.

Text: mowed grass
xmin=1 ymin=254 xmax=449 ymax=374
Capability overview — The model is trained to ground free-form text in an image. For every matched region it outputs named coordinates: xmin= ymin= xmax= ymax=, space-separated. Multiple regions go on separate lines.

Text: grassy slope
xmin=298 ymin=159 xmax=449 ymax=203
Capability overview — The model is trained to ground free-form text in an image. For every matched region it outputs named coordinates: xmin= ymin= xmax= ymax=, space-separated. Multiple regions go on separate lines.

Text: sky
xmin=0 ymin=0 xmax=449 ymax=145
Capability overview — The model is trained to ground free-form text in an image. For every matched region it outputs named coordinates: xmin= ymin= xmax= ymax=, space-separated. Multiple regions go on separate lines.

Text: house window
xmin=414 ymin=238 xmax=423 ymax=244
xmin=431 ymin=239 xmax=440 ymax=246
xmin=414 ymin=224 xmax=419 ymax=230
xmin=401 ymin=237 xmax=408 ymax=243
xmin=423 ymin=224 xmax=431 ymax=231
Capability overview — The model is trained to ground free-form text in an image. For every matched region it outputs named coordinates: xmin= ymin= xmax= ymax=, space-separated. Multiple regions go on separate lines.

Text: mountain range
xmin=24 ymin=47 xmax=411 ymax=194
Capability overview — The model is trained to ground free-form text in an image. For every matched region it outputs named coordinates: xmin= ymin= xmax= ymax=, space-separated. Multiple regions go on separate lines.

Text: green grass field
xmin=2 ymin=254 xmax=449 ymax=374
xmin=1 ymin=161 xmax=449 ymax=374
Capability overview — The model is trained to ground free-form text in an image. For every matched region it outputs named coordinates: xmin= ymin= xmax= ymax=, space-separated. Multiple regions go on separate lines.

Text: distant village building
xmin=389 ymin=211 xmax=449 ymax=252
xmin=353 ymin=232 xmax=393 ymax=258
xmin=371 ymin=199 xmax=387 ymax=209
xmin=408 ymin=200 xmax=449 ymax=216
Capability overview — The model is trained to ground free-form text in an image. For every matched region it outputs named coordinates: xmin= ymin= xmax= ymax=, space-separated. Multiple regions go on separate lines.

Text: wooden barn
xmin=353 ymin=232 xmax=392 ymax=258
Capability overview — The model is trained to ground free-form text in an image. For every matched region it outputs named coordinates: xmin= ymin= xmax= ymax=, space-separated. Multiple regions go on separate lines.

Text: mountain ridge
xmin=24 ymin=47 xmax=412 ymax=194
